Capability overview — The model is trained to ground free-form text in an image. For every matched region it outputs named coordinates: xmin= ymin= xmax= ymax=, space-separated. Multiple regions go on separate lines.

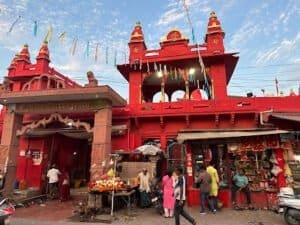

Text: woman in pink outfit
xmin=162 ymin=170 xmax=176 ymax=218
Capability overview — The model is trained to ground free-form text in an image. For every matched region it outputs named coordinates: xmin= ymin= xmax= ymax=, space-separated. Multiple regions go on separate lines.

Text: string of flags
xmin=180 ymin=0 xmax=212 ymax=98
xmin=6 ymin=15 xmax=128 ymax=66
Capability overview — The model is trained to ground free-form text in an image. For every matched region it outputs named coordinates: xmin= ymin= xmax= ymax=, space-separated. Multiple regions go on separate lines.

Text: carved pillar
xmin=0 ymin=109 xmax=23 ymax=193
xmin=90 ymin=107 xmax=112 ymax=180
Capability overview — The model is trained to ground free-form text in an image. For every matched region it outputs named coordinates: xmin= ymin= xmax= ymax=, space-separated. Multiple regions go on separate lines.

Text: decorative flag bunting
xmin=154 ymin=62 xmax=158 ymax=72
xmin=180 ymin=0 xmax=211 ymax=99
xmin=139 ymin=59 xmax=142 ymax=70
xmin=163 ymin=65 xmax=167 ymax=74
xmin=58 ymin=32 xmax=66 ymax=43
xmin=8 ymin=16 xmax=21 ymax=34
xmin=105 ymin=47 xmax=108 ymax=64
xmin=70 ymin=38 xmax=77 ymax=56
xmin=33 ymin=21 xmax=38 ymax=37
xmin=44 ymin=26 xmax=53 ymax=43
xmin=147 ymin=61 xmax=150 ymax=73
xmin=114 ymin=51 xmax=117 ymax=67
xmin=86 ymin=41 xmax=90 ymax=58
xmin=95 ymin=43 xmax=99 ymax=62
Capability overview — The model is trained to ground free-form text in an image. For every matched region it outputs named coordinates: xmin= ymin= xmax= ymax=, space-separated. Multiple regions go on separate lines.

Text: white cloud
xmin=156 ymin=8 xmax=185 ymax=26
xmin=229 ymin=22 xmax=260 ymax=51
xmin=256 ymin=32 xmax=300 ymax=64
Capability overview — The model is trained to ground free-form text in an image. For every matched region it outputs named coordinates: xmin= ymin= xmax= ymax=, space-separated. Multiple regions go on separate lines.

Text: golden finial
xmin=210 ymin=11 xmax=217 ymax=18
xmin=135 ymin=21 xmax=141 ymax=27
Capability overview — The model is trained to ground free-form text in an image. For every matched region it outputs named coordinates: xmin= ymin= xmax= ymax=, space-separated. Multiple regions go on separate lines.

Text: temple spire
xmin=205 ymin=11 xmax=225 ymax=54
xmin=36 ymin=41 xmax=50 ymax=62
xmin=128 ymin=21 xmax=147 ymax=62
xmin=16 ymin=44 xmax=31 ymax=63
xmin=130 ymin=21 xmax=146 ymax=44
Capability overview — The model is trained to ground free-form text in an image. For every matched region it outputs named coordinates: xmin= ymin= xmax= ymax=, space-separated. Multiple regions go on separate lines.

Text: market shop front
xmin=178 ymin=129 xmax=288 ymax=208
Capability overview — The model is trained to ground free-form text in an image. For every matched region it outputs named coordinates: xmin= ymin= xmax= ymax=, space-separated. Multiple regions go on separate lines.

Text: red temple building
xmin=0 ymin=12 xmax=299 ymax=207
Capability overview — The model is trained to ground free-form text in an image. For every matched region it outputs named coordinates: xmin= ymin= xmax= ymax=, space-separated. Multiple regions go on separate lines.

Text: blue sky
xmin=0 ymin=0 xmax=299 ymax=99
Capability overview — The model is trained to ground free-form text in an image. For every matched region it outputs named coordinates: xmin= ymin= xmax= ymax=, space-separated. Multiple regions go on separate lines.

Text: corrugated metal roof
xmin=177 ymin=129 xmax=289 ymax=143
xmin=270 ymin=113 xmax=300 ymax=123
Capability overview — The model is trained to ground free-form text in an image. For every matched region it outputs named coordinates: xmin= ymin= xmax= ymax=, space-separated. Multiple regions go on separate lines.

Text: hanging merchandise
xmin=7 ymin=16 xmax=21 ymax=34
xmin=174 ymin=68 xmax=178 ymax=80
xmin=58 ymin=32 xmax=66 ymax=43
xmin=44 ymin=26 xmax=53 ymax=43
xmin=33 ymin=21 xmax=38 ymax=37
xmin=95 ymin=43 xmax=99 ymax=62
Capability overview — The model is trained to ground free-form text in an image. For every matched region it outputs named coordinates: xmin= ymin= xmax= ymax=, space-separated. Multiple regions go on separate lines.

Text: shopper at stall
xmin=232 ymin=169 xmax=251 ymax=207
xmin=59 ymin=168 xmax=70 ymax=202
xmin=174 ymin=167 xmax=196 ymax=225
xmin=197 ymin=164 xmax=216 ymax=214
xmin=137 ymin=168 xmax=151 ymax=208
xmin=206 ymin=162 xmax=219 ymax=209
xmin=47 ymin=164 xmax=61 ymax=199
xmin=162 ymin=169 xmax=176 ymax=218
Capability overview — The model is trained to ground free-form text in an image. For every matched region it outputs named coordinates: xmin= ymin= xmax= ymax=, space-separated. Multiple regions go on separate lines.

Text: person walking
xmin=198 ymin=164 xmax=216 ymax=214
xmin=162 ymin=169 xmax=176 ymax=218
xmin=232 ymin=169 xmax=251 ymax=207
xmin=137 ymin=168 xmax=151 ymax=208
xmin=59 ymin=168 xmax=70 ymax=202
xmin=47 ymin=164 xmax=61 ymax=199
xmin=174 ymin=167 xmax=196 ymax=225
xmin=206 ymin=161 xmax=219 ymax=209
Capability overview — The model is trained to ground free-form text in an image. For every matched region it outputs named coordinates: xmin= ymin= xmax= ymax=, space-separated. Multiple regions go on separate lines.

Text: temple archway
xmin=153 ymin=91 xmax=169 ymax=103
xmin=171 ymin=90 xmax=186 ymax=102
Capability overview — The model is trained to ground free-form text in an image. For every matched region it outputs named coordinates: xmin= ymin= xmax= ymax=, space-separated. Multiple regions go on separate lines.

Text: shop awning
xmin=177 ymin=129 xmax=289 ymax=143
xmin=268 ymin=113 xmax=300 ymax=123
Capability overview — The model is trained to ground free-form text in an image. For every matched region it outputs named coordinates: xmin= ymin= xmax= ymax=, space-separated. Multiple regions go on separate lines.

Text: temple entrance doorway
xmin=48 ymin=134 xmax=91 ymax=189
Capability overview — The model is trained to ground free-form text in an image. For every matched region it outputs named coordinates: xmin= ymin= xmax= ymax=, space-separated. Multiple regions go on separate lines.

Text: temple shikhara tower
xmin=0 ymin=12 xmax=299 ymax=207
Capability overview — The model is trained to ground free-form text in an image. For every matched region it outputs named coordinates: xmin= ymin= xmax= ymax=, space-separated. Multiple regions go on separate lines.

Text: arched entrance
xmin=0 ymin=86 xmax=126 ymax=193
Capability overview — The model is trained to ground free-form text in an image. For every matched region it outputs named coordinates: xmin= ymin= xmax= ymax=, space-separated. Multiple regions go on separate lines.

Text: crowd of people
xmin=136 ymin=162 xmax=253 ymax=225
xmin=137 ymin=167 xmax=196 ymax=225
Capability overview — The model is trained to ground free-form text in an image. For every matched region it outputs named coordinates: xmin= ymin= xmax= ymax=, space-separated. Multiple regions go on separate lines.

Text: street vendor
xmin=137 ymin=168 xmax=151 ymax=208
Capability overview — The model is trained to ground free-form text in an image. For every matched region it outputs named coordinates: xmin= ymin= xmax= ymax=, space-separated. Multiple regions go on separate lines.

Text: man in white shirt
xmin=47 ymin=164 xmax=61 ymax=199
xmin=174 ymin=167 xmax=196 ymax=225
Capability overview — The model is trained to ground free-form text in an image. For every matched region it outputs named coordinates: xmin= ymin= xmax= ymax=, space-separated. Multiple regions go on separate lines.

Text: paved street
xmin=10 ymin=199 xmax=285 ymax=225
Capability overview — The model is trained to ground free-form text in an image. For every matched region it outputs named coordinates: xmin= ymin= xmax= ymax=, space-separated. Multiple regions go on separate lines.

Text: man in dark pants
xmin=174 ymin=167 xmax=196 ymax=225
xmin=232 ymin=169 xmax=251 ymax=207
xmin=197 ymin=164 xmax=216 ymax=214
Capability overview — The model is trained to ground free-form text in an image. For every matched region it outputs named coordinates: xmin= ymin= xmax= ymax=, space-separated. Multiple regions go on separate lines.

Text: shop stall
xmin=186 ymin=134 xmax=286 ymax=208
